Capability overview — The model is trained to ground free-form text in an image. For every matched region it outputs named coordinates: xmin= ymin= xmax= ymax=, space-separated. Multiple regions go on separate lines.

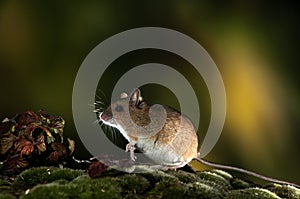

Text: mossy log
xmin=1 ymin=167 xmax=300 ymax=199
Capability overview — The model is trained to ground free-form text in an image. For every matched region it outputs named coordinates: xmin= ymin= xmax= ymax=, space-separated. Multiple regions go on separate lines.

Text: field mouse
xmin=98 ymin=88 xmax=299 ymax=187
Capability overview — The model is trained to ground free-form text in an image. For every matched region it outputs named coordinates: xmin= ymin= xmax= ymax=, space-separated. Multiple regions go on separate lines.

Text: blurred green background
xmin=1 ymin=1 xmax=299 ymax=184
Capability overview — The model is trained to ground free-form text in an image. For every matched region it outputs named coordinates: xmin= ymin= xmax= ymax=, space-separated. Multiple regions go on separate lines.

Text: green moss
xmin=145 ymin=171 xmax=181 ymax=198
xmin=0 ymin=179 xmax=10 ymax=186
xmin=22 ymin=176 xmax=122 ymax=199
xmin=13 ymin=167 xmax=85 ymax=190
xmin=186 ymin=182 xmax=223 ymax=198
xmin=264 ymin=184 xmax=300 ymax=199
xmin=0 ymin=178 xmax=13 ymax=197
xmin=153 ymin=179 xmax=188 ymax=198
xmin=73 ymin=175 xmax=122 ymax=196
xmin=0 ymin=193 xmax=16 ymax=199
xmin=117 ymin=174 xmax=150 ymax=197
xmin=145 ymin=170 xmax=224 ymax=198
xmin=196 ymin=170 xmax=233 ymax=196
xmin=209 ymin=169 xmax=233 ymax=180
xmin=227 ymin=187 xmax=281 ymax=199
xmin=149 ymin=179 xmax=223 ymax=198
xmin=0 ymin=178 xmax=11 ymax=191
xmin=71 ymin=177 xmax=122 ymax=199
xmin=21 ymin=182 xmax=72 ymax=199
xmin=171 ymin=170 xmax=201 ymax=183
xmin=230 ymin=178 xmax=251 ymax=189
xmin=2 ymin=166 xmax=300 ymax=198
xmin=140 ymin=170 xmax=179 ymax=187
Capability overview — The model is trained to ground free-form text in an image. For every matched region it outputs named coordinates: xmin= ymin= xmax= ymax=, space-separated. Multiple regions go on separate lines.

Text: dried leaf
xmin=67 ymin=138 xmax=75 ymax=155
xmin=26 ymin=124 xmax=40 ymax=134
xmin=0 ymin=120 xmax=13 ymax=135
xmin=1 ymin=117 xmax=10 ymax=123
xmin=35 ymin=134 xmax=46 ymax=152
xmin=88 ymin=161 xmax=109 ymax=178
xmin=48 ymin=117 xmax=65 ymax=142
xmin=15 ymin=111 xmax=40 ymax=129
xmin=20 ymin=144 xmax=34 ymax=157
xmin=38 ymin=126 xmax=55 ymax=143
xmin=0 ymin=110 xmax=74 ymax=174
xmin=39 ymin=109 xmax=50 ymax=120
xmin=19 ymin=140 xmax=34 ymax=157
xmin=51 ymin=142 xmax=66 ymax=155
xmin=49 ymin=151 xmax=63 ymax=162
xmin=7 ymin=156 xmax=29 ymax=170
xmin=13 ymin=138 xmax=28 ymax=153
xmin=0 ymin=134 xmax=16 ymax=154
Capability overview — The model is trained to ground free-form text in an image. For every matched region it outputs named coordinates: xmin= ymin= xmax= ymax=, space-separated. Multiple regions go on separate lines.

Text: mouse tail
xmin=196 ymin=157 xmax=300 ymax=188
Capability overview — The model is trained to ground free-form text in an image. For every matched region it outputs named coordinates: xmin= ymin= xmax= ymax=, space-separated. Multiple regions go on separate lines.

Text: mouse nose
xmin=100 ymin=111 xmax=112 ymax=121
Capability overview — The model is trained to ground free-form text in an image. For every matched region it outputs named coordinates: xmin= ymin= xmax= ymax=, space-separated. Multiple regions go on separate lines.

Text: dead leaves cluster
xmin=0 ymin=110 xmax=75 ymax=173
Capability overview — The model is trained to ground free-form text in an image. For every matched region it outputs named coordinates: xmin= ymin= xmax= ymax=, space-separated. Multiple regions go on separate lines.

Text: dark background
xmin=0 ymin=1 xmax=299 ymax=184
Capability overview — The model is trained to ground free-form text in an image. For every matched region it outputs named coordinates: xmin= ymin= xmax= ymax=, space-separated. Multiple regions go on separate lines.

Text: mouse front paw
xmin=126 ymin=143 xmax=137 ymax=161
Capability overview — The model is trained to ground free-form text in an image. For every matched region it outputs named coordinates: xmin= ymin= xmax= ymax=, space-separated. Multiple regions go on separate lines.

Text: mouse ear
xmin=120 ymin=92 xmax=128 ymax=99
xmin=129 ymin=88 xmax=142 ymax=107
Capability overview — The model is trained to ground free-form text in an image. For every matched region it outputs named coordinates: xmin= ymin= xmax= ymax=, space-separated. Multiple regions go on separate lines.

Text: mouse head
xmin=99 ymin=88 xmax=151 ymax=140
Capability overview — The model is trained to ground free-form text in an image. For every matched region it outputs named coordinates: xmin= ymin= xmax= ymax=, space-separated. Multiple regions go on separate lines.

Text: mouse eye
xmin=115 ymin=105 xmax=124 ymax=112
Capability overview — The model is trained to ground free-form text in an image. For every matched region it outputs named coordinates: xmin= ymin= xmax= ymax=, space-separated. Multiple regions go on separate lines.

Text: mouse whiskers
xmin=93 ymin=89 xmax=121 ymax=145
xmin=95 ymin=89 xmax=108 ymax=105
